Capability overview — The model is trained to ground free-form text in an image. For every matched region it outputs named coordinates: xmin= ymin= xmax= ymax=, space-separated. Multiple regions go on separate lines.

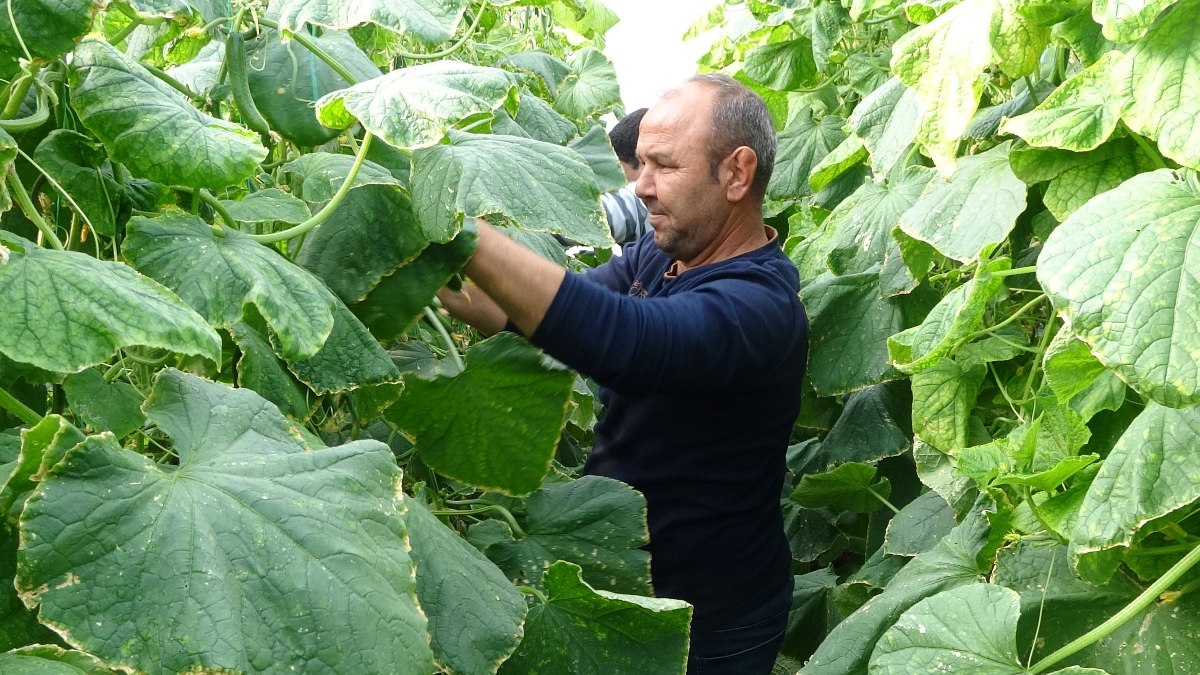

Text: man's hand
xmin=439 ymin=220 xmax=567 ymax=337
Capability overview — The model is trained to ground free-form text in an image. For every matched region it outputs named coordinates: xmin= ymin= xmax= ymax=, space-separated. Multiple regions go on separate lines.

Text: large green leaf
xmin=277 ymin=297 xmax=400 ymax=394
xmin=1071 ymin=403 xmax=1200 ymax=556
xmin=911 ymin=357 xmax=986 ymax=452
xmin=498 ymin=561 xmax=690 ymax=675
xmin=411 ymin=130 xmax=610 ymax=245
xmin=69 ymin=39 xmax=266 ymax=191
xmin=0 ymin=232 xmax=220 ymax=373
xmin=889 ymin=258 xmax=1011 ymax=374
xmin=0 ymin=525 xmax=58 ymax=651
xmin=769 ymin=110 xmax=847 ymax=201
xmin=495 ymin=92 xmax=577 ymax=145
xmin=898 ymin=142 xmax=1026 ymax=262
xmin=296 ymin=186 xmax=429 ymax=304
xmin=883 ymin=491 xmax=957 ymax=557
xmin=17 ymin=369 xmax=432 ymax=674
xmin=270 ymin=0 xmax=467 ymax=45
xmin=466 ymin=475 xmax=652 ymax=595
xmin=996 ymin=540 xmax=1200 ymax=673
xmin=791 ymin=462 xmax=892 ymax=513
xmin=819 ymin=381 xmax=912 ymax=469
xmin=0 ymin=645 xmax=112 ymax=674
xmin=826 ymin=166 xmax=936 ymax=280
xmin=1001 ymin=51 xmax=1124 ymax=152
xmin=800 ymin=506 xmax=989 ymax=675
xmin=219 ymin=188 xmax=311 ymax=225
xmin=870 ymin=584 xmax=1107 ymax=675
xmin=405 ymin=495 xmax=526 ymax=675
xmin=32 ymin=130 xmax=121 ymax=239
xmin=849 ymin=78 xmax=920 ymax=175
xmin=1093 ymin=0 xmax=1178 ymax=42
xmin=122 ymin=213 xmax=336 ymax=361
xmin=1042 ymin=138 xmax=1158 ymax=220
xmin=282 ymin=153 xmax=405 ymax=202
xmin=554 ymin=47 xmax=621 ymax=120
xmin=230 ymin=320 xmax=310 ymax=420
xmin=0 ymin=0 xmax=96 ymax=59
xmin=1037 ymin=169 xmax=1200 ymax=407
xmin=387 ymin=332 xmax=573 ymax=495
xmin=0 ymin=416 xmax=85 ymax=523
xmin=891 ymin=0 xmax=1049 ymax=171
xmin=800 ymin=271 xmax=905 ymax=396
xmin=61 ymin=369 xmax=145 ymax=439
xmin=316 ymin=61 xmax=521 ymax=150
xmin=246 ymin=30 xmax=381 ymax=148
xmin=742 ymin=38 xmax=819 ymax=91
xmin=1114 ymin=0 xmax=1200 ymax=169
xmin=1042 ymin=326 xmax=1127 ymax=420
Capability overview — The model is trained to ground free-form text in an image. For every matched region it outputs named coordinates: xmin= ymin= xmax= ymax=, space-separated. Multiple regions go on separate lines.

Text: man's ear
xmin=724 ymin=147 xmax=758 ymax=202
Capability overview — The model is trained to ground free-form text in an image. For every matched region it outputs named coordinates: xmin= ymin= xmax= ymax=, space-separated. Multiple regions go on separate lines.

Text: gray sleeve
xmin=600 ymin=185 xmax=650 ymax=245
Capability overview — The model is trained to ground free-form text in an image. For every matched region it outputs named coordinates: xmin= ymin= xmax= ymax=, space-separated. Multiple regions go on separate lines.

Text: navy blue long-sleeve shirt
xmin=528 ymin=231 xmax=808 ymax=631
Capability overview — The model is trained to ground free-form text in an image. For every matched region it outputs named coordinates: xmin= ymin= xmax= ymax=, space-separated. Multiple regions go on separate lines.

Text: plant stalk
xmin=198 ymin=189 xmax=237 ymax=229
xmin=431 ymin=504 xmax=525 ymax=538
xmin=0 ymin=385 xmax=40 ymax=426
xmin=867 ymin=486 xmax=901 ymax=514
xmin=424 ymin=307 xmax=466 ymax=371
xmin=1 ymin=68 xmax=37 ymax=120
xmin=1029 ymin=541 xmax=1200 ymax=673
xmin=249 ymin=133 xmax=374 ymax=244
xmin=8 ymin=168 xmax=63 ymax=250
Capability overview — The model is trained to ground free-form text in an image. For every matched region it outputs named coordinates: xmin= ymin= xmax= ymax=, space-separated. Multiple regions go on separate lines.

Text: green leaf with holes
xmin=16 ymin=369 xmax=432 ymax=674
xmin=386 ymin=332 xmax=573 ymax=495
xmin=411 ymin=130 xmax=609 ymax=245
xmin=1000 ymin=51 xmax=1124 ymax=152
xmin=0 ymin=231 xmax=219 ymax=373
xmin=271 ymin=0 xmax=468 ymax=45
xmin=497 ymin=561 xmax=690 ymax=675
xmin=554 ymin=47 xmax=621 ymax=119
xmin=1038 ymin=169 xmax=1200 ymax=407
xmin=122 ymin=213 xmax=336 ymax=361
xmin=69 ymin=39 xmax=266 ymax=191
xmin=316 ymin=61 xmax=521 ymax=150
xmin=898 ymin=142 xmax=1026 ymax=262
xmin=1116 ymin=0 xmax=1200 ymax=169
xmin=405 ymin=495 xmax=526 ymax=675
xmin=466 ymin=475 xmax=652 ymax=595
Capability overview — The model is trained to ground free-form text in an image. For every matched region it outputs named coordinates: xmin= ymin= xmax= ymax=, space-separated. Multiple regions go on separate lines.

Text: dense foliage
xmin=0 ymin=1 xmax=696 ymax=673
xmin=688 ymin=0 xmax=1200 ymax=673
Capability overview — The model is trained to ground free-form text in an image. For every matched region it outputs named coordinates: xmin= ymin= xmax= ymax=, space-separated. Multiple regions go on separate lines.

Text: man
xmin=439 ymin=74 xmax=807 ymax=674
xmin=601 ymin=108 xmax=651 ymax=244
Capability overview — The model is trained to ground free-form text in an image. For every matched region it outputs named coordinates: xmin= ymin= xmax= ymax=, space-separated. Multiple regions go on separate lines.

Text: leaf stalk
xmin=7 ymin=168 xmax=63 ymax=250
xmin=249 ymin=133 xmax=374 ymax=244
xmin=0 ymin=385 xmax=40 ymax=426
xmin=424 ymin=307 xmax=465 ymax=372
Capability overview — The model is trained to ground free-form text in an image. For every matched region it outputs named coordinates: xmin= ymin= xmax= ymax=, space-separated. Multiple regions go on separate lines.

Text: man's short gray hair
xmin=686 ymin=73 xmax=776 ymax=201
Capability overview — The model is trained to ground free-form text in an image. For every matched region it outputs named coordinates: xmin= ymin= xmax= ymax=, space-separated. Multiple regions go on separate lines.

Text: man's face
xmin=633 ymin=85 xmax=730 ymax=263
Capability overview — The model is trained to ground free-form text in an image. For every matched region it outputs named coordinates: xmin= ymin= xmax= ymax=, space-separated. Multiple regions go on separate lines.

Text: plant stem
xmin=424 ymin=307 xmax=465 ymax=371
xmin=988 ymin=265 xmax=1038 ymax=278
xmin=867 ymin=486 xmax=901 ymax=514
xmin=249 ymin=133 xmax=374 ymax=244
xmin=8 ymin=168 xmax=63 ymax=250
xmin=1027 ymin=546 xmax=1056 ymax=666
xmin=257 ymin=18 xmax=359 ymax=85
xmin=431 ymin=504 xmax=525 ymax=538
xmin=0 ymin=385 xmax=40 ymax=426
xmin=391 ymin=0 xmax=490 ymax=61
xmin=1126 ymin=125 xmax=1168 ymax=170
xmin=198 ymin=189 xmax=236 ymax=229
xmin=15 ymin=147 xmax=96 ymax=237
xmin=518 ymin=585 xmax=548 ymax=604
xmin=1 ymin=68 xmax=37 ymax=119
xmin=1023 ymin=75 xmax=1042 ymax=107
xmin=1021 ymin=314 xmax=1058 ymax=401
xmin=1029 ymin=541 xmax=1200 ymax=673
xmin=109 ymin=10 xmax=143 ymax=44
xmin=143 ymin=63 xmax=206 ymax=104
xmin=966 ymin=294 xmax=1046 ymax=341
